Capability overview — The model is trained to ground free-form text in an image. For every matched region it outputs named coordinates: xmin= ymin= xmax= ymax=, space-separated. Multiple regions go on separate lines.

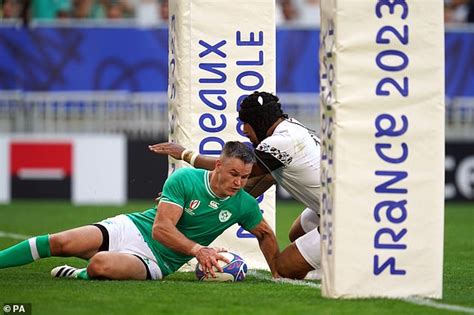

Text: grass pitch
xmin=0 ymin=200 xmax=473 ymax=315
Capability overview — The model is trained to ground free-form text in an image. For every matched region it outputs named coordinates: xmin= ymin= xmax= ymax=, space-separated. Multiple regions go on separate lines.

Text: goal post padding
xmin=168 ymin=0 xmax=276 ymax=270
xmin=320 ymin=0 xmax=445 ymax=298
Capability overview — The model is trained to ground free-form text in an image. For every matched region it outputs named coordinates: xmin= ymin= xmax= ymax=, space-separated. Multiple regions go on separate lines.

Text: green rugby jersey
xmin=127 ymin=168 xmax=263 ymax=277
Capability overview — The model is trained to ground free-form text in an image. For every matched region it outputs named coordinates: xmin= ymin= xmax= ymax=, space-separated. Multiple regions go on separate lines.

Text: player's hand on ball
xmin=212 ymin=246 xmax=228 ymax=253
xmin=195 ymin=247 xmax=230 ymax=278
xmin=195 ymin=252 xmax=248 ymax=282
xmin=148 ymin=142 xmax=185 ymax=160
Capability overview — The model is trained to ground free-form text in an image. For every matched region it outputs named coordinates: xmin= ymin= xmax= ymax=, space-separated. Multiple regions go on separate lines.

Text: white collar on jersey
xmin=204 ymin=170 xmax=230 ymax=201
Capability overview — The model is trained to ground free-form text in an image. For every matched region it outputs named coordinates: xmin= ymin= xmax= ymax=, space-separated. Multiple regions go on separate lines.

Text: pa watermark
xmin=3 ymin=304 xmax=31 ymax=315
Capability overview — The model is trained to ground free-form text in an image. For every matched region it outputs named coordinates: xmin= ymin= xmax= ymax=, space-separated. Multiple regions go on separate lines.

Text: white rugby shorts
xmin=300 ymin=207 xmax=320 ymax=233
xmin=96 ymin=214 xmax=163 ymax=280
xmin=295 ymin=227 xmax=321 ymax=269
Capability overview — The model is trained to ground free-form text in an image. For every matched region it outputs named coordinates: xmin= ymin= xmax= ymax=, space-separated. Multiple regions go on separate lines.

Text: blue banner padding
xmin=0 ymin=27 xmax=168 ymax=91
xmin=276 ymin=28 xmax=320 ymax=93
xmin=445 ymin=31 xmax=474 ymax=97
xmin=0 ymin=26 xmax=472 ymax=97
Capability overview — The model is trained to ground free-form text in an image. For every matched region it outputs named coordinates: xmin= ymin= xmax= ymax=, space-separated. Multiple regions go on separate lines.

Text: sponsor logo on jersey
xmin=218 ymin=210 xmax=232 ymax=222
xmin=209 ymin=200 xmax=219 ymax=209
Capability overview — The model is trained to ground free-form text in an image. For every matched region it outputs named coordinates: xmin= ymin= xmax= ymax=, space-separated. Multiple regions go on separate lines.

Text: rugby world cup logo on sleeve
xmin=185 ymin=200 xmax=200 ymax=215
xmin=190 ymin=200 xmax=200 ymax=210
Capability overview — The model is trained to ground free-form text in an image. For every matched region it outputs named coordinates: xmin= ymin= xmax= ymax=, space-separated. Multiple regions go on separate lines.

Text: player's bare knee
xmin=49 ymin=234 xmax=72 ymax=256
xmin=277 ymin=262 xmax=305 ymax=280
xmin=276 ymin=257 xmax=294 ymax=279
xmin=275 ymin=258 xmax=286 ymax=277
xmin=87 ymin=252 xmax=110 ymax=277
xmin=276 ymin=245 xmax=308 ymax=280
xmin=277 ymin=266 xmax=301 ymax=279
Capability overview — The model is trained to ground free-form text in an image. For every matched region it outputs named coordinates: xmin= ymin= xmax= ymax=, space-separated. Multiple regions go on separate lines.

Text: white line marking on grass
xmin=402 ymin=297 xmax=474 ymax=314
xmin=249 ymin=270 xmax=474 ymax=314
xmin=247 ymin=269 xmax=274 ymax=281
xmin=248 ymin=270 xmax=321 ymax=289
xmin=273 ymin=277 xmax=322 ymax=289
xmin=0 ymin=231 xmax=31 ymax=240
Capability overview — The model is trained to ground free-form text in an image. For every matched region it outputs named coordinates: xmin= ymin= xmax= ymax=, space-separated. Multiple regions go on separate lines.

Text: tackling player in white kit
xmin=150 ymin=91 xmax=321 ymax=279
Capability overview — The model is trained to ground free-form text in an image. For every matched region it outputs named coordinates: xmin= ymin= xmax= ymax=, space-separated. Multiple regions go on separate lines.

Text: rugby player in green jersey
xmin=149 ymin=92 xmax=321 ymax=280
xmin=0 ymin=142 xmax=280 ymax=280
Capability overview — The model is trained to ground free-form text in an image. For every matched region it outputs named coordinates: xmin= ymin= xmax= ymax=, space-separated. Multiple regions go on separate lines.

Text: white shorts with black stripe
xmin=96 ymin=214 xmax=163 ymax=280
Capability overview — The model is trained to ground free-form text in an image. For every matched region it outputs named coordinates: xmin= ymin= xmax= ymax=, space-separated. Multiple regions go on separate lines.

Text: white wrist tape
xmin=189 ymin=152 xmax=199 ymax=167
xmin=181 ymin=149 xmax=191 ymax=161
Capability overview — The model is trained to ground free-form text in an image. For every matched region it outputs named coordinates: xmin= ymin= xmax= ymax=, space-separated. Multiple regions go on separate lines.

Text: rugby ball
xmin=195 ymin=252 xmax=248 ymax=282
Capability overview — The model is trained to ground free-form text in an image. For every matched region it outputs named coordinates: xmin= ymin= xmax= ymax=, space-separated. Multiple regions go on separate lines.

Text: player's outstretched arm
xmin=244 ymin=173 xmax=276 ymax=197
xmin=249 ymin=219 xmax=280 ymax=278
xmin=148 ymin=142 xmax=217 ymax=170
xmin=152 ymin=201 xmax=228 ymax=277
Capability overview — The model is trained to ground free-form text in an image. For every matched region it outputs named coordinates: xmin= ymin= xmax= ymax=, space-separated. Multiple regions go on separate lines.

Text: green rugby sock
xmin=76 ymin=268 xmax=91 ymax=280
xmin=0 ymin=235 xmax=51 ymax=269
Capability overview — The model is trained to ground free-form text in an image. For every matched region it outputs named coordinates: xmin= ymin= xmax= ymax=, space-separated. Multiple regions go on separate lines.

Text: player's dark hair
xmin=238 ymin=91 xmax=288 ymax=142
xmin=221 ymin=141 xmax=256 ymax=164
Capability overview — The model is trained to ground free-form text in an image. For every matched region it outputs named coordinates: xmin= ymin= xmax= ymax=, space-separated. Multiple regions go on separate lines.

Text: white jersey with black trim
xmin=255 ymin=119 xmax=321 ymax=213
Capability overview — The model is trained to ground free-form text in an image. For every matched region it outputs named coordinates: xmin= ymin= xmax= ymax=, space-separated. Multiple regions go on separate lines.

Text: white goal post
xmin=168 ymin=0 xmax=277 ymax=270
xmin=320 ymin=0 xmax=445 ymax=298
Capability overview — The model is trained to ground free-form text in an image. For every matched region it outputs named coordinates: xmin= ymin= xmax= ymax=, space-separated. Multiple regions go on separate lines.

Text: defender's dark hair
xmin=221 ymin=141 xmax=256 ymax=164
xmin=238 ymin=91 xmax=288 ymax=142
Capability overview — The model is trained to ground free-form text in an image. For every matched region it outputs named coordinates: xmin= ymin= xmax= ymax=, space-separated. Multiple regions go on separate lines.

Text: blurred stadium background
xmin=0 ymin=0 xmax=473 ymax=203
